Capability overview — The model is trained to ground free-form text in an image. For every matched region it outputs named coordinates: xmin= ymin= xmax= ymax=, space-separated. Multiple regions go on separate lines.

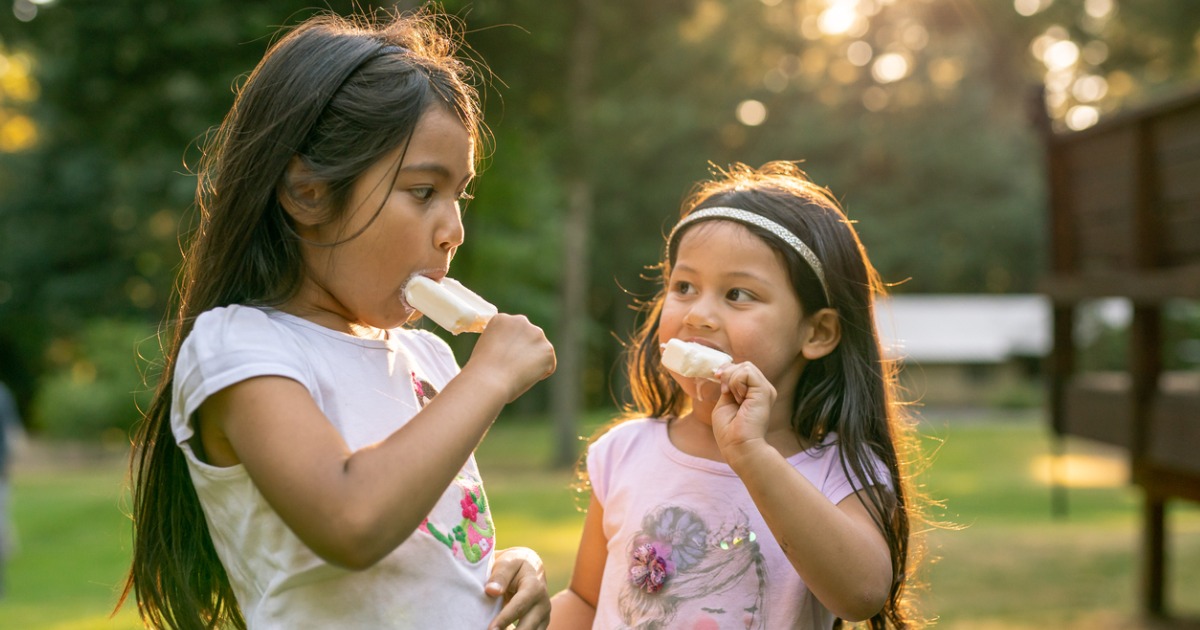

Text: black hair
xmin=118 ymin=7 xmax=486 ymax=628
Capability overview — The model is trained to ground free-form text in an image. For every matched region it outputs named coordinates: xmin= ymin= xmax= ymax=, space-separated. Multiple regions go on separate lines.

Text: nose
xmin=681 ymin=295 xmax=719 ymax=330
xmin=437 ymin=202 xmax=465 ymax=253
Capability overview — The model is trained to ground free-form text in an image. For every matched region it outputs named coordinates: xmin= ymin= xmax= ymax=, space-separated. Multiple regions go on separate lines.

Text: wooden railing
xmin=1034 ymin=84 xmax=1200 ymax=624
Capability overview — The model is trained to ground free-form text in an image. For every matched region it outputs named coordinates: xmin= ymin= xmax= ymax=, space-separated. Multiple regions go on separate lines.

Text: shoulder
xmin=795 ymin=432 xmax=894 ymax=502
xmin=177 ymin=305 xmax=313 ymax=389
xmin=586 ymin=417 xmax=663 ymax=480
xmin=589 ymin=417 xmax=661 ymax=454
xmin=188 ymin=305 xmax=289 ymax=351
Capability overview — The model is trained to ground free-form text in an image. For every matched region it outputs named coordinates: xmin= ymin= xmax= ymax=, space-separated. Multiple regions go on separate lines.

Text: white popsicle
xmin=404 ymin=275 xmax=497 ymax=335
xmin=661 ymin=339 xmax=732 ymax=379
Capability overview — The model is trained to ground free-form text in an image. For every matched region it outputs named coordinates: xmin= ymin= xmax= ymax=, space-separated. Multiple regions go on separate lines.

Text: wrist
xmin=453 ymin=363 xmax=514 ymax=407
xmin=722 ymin=438 xmax=774 ymax=474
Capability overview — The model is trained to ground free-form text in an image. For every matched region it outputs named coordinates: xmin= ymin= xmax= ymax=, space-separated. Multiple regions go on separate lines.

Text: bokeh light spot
xmin=736 ymin=99 xmax=767 ymax=126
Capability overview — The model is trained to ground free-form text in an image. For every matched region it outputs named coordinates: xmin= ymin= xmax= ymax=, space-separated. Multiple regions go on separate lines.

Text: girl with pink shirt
xmin=550 ymin=162 xmax=923 ymax=629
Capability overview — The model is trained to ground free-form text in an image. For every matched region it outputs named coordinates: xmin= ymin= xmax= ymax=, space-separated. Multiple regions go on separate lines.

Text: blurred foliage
xmin=32 ymin=317 xmax=160 ymax=439
xmin=0 ymin=0 xmax=1198 ymax=435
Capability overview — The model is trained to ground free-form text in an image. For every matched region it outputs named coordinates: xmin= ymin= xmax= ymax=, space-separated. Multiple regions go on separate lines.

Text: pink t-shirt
xmin=587 ymin=417 xmax=888 ymax=630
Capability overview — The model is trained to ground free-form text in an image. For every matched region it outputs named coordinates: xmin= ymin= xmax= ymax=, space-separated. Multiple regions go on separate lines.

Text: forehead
xmin=673 ymin=220 xmax=790 ymax=274
xmin=676 ymin=220 xmax=774 ymax=255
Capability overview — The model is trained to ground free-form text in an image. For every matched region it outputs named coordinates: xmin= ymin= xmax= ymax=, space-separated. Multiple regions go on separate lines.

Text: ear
xmin=277 ymin=155 xmax=328 ymax=227
xmin=801 ymin=308 xmax=841 ymax=361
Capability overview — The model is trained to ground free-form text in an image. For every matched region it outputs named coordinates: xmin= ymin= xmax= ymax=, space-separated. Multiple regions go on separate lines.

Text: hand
xmin=710 ymin=361 xmax=776 ymax=458
xmin=467 ymin=314 xmax=556 ymax=403
xmin=485 ymin=546 xmax=550 ymax=630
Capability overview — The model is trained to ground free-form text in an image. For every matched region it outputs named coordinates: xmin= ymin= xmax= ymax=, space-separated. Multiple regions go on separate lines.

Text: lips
xmin=401 ymin=268 xmax=448 ymax=311
xmin=681 ymin=337 xmax=725 ymax=354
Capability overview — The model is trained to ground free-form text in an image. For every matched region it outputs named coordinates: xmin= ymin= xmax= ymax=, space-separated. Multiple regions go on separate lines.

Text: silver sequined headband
xmin=667 ymin=206 xmax=831 ymax=305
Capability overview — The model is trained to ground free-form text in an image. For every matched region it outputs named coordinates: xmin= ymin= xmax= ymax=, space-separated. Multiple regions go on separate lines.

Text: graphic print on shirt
xmin=411 ymin=371 xmax=496 ymax=565
xmin=617 ymin=502 xmax=768 ymax=630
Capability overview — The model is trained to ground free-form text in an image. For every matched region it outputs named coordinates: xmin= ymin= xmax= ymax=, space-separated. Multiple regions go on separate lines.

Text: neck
xmin=677 ymin=397 xmax=804 ymax=461
xmin=276 ymin=301 xmax=386 ymax=340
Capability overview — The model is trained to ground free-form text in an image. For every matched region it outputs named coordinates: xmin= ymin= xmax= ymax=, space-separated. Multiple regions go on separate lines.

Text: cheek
xmin=658 ymin=298 xmax=687 ymax=333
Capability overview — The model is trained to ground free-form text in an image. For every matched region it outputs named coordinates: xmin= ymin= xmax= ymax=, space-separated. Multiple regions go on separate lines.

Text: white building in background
xmin=874 ymin=294 xmax=1131 ymax=408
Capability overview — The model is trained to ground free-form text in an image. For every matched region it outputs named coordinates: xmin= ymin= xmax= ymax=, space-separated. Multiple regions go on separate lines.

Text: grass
xmin=1 ymin=410 xmax=1198 ymax=628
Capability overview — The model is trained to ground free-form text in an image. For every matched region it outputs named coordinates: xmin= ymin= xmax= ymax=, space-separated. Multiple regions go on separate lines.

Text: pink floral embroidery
xmin=629 ymin=540 xmax=674 ymax=593
xmin=461 ymin=495 xmax=480 ymax=520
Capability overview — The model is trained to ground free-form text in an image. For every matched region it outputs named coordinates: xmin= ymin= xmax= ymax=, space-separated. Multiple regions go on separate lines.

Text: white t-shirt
xmin=171 ymin=305 xmax=502 ymax=628
xmin=587 ymin=418 xmax=888 ymax=630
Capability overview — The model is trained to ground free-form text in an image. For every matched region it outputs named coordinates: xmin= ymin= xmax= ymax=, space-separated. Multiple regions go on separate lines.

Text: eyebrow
xmin=398 ymin=161 xmax=475 ymax=187
xmin=671 ymin=263 xmax=771 ymax=284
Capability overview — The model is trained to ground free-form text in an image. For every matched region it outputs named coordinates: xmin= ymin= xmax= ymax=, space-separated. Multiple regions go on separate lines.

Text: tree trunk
xmin=551 ymin=0 xmax=597 ymax=469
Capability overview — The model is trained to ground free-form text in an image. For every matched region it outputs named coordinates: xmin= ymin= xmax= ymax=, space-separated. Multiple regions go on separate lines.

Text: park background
xmin=0 ymin=0 xmax=1198 ymax=627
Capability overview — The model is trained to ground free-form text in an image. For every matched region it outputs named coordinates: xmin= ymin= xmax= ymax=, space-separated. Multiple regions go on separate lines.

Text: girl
xmin=550 ymin=162 xmax=921 ymax=629
xmin=118 ymin=9 xmax=555 ymax=630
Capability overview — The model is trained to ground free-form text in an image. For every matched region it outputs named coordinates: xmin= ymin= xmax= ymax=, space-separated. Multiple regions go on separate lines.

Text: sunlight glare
xmin=0 ymin=113 xmax=38 ymax=152
xmin=1044 ymin=68 xmax=1073 ymax=93
xmin=1066 ymin=105 xmax=1100 ymax=130
xmin=847 ymin=40 xmax=873 ymax=67
xmin=1084 ymin=0 xmax=1113 ymax=19
xmin=902 ymin=23 xmax=929 ymax=50
xmin=1013 ymin=0 xmax=1048 ymax=17
xmin=1105 ymin=70 xmax=1135 ymax=98
xmin=818 ymin=2 xmax=857 ymax=36
xmin=1043 ymin=40 xmax=1080 ymax=71
xmin=1031 ymin=452 xmax=1126 ymax=488
xmin=1 ymin=56 xmax=38 ymax=102
xmin=736 ymin=99 xmax=767 ymax=126
xmin=800 ymin=15 xmax=823 ymax=41
xmin=1072 ymin=74 xmax=1108 ymax=102
xmin=1044 ymin=88 xmax=1068 ymax=110
xmin=928 ymin=57 xmax=965 ymax=88
xmin=871 ymin=52 xmax=909 ymax=84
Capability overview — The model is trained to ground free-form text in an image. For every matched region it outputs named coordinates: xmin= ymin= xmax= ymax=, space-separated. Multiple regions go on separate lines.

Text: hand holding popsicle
xmin=406 ymin=275 xmax=555 ymax=401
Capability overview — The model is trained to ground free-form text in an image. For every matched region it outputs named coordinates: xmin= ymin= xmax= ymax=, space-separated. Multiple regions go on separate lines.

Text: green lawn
xmin=1 ymin=411 xmax=1198 ymax=629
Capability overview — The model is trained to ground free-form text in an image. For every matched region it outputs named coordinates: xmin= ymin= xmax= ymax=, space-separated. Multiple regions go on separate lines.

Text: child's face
xmin=290 ymin=105 xmax=475 ymax=331
xmin=659 ymin=221 xmax=809 ymax=405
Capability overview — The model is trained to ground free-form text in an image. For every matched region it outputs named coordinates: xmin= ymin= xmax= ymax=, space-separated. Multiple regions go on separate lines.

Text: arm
xmin=712 ymin=363 xmax=893 ymax=622
xmin=548 ymin=495 xmax=607 ymax=630
xmin=200 ymin=313 xmax=555 ymax=569
xmin=731 ymin=450 xmax=892 ymax=621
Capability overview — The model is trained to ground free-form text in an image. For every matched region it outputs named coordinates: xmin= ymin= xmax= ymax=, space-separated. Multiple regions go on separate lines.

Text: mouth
xmin=401 ymin=268 xmax=448 ymax=311
xmin=681 ymin=337 xmax=725 ymax=353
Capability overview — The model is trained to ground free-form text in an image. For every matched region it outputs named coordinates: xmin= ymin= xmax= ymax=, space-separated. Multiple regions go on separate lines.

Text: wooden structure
xmin=1035 ymin=86 xmax=1200 ymax=623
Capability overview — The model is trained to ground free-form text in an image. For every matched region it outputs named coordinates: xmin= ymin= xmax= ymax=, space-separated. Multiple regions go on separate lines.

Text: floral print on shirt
xmin=411 ymin=371 xmax=496 ymax=565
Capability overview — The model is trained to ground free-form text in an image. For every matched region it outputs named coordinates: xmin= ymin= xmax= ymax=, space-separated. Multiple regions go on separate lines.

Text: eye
xmin=726 ymin=288 xmax=754 ymax=302
xmin=670 ymin=280 xmax=695 ymax=295
xmin=410 ymin=186 xmax=435 ymax=202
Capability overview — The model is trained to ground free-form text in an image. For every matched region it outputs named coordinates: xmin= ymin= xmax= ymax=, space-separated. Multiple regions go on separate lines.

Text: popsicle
xmin=404 ymin=275 xmax=497 ymax=335
xmin=661 ymin=339 xmax=732 ymax=380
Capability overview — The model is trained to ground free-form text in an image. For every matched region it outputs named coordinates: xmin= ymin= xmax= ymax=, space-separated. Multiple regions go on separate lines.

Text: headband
xmin=667 ymin=206 xmax=831 ymax=305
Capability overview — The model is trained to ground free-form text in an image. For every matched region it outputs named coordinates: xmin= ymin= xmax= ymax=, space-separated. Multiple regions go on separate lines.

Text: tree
xmin=2 ymin=0 xmax=1197 ymax=444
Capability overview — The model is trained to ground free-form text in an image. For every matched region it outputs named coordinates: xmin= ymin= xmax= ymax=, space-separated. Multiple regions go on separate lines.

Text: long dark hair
xmin=117 ymin=8 xmax=486 ymax=628
xmin=614 ymin=161 xmax=923 ymax=628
